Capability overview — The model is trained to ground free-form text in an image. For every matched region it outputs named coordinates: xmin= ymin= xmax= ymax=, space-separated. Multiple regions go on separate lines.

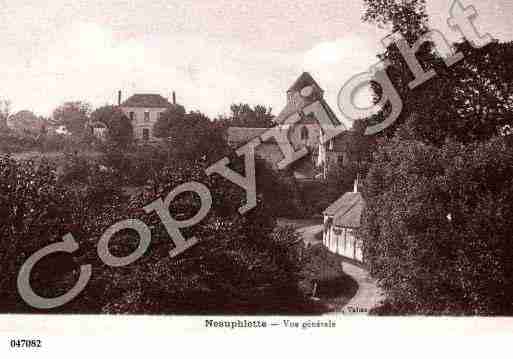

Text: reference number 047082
xmin=9 ymin=339 xmax=42 ymax=349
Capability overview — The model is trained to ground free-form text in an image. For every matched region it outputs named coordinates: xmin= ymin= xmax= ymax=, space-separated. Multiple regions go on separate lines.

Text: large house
xmin=119 ymin=91 xmax=179 ymax=141
xmin=226 ymin=72 xmax=347 ymax=179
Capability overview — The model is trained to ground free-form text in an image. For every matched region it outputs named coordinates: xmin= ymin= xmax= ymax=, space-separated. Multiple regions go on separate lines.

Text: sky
xmin=1 ymin=0 xmax=512 ymax=119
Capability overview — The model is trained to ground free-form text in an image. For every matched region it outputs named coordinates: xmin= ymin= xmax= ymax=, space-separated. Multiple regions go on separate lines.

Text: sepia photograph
xmin=1 ymin=0 xmax=513 ymax=354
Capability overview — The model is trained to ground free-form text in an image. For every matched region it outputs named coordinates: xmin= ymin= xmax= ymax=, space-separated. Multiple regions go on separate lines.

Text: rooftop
xmin=323 ymin=192 xmax=365 ymax=228
xmin=287 ymin=72 xmax=323 ymax=93
xmin=120 ymin=94 xmax=174 ymax=108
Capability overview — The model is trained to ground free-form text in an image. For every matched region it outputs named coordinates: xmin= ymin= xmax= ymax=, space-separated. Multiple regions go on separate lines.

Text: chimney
xmin=118 ymin=90 xmax=122 ymax=106
xmin=172 ymin=91 xmax=176 ymax=105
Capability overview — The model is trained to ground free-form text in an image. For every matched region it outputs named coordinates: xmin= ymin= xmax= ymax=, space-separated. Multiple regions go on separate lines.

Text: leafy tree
xmin=164 ymin=111 xmax=230 ymax=163
xmin=358 ymin=1 xmax=513 ymax=315
xmin=99 ymin=159 xmax=305 ymax=314
xmin=90 ymin=106 xmax=133 ymax=148
xmin=362 ymin=0 xmax=428 ymax=42
xmin=362 ymin=134 xmax=513 ymax=315
xmin=152 ymin=104 xmax=186 ymax=139
xmin=0 ymin=156 xmax=103 ymax=312
xmin=8 ymin=110 xmax=45 ymax=137
xmin=220 ymin=103 xmax=275 ymax=128
xmin=52 ymin=101 xmax=92 ymax=138
xmin=362 ymin=0 xmax=513 ymax=146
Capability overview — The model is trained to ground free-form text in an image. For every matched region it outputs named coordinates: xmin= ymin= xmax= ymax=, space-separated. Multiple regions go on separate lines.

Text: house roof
xmin=120 ymin=94 xmax=173 ymax=108
xmin=323 ymin=192 xmax=365 ymax=228
xmin=287 ymin=72 xmax=323 ymax=93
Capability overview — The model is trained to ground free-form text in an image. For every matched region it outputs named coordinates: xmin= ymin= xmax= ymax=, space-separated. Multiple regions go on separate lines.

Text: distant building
xmin=226 ymin=72 xmax=346 ymax=179
xmin=274 ymin=72 xmax=341 ymax=153
xmin=118 ymin=91 xmax=180 ymax=141
xmin=323 ymin=185 xmax=365 ymax=262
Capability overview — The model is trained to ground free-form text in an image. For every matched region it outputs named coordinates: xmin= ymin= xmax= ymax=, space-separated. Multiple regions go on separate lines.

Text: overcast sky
xmin=1 ymin=0 xmax=512 ymax=118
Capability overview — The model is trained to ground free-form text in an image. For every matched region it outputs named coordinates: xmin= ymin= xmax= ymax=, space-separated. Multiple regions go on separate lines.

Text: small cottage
xmin=322 ymin=188 xmax=365 ymax=262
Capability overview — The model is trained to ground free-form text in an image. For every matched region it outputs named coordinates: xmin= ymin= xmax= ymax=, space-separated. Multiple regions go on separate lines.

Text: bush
xmin=0 ymin=154 xmax=310 ymax=314
xmin=362 ymin=136 xmax=513 ymax=315
xmin=0 ymin=133 xmax=37 ymax=153
xmin=0 ymin=156 xmax=89 ymax=312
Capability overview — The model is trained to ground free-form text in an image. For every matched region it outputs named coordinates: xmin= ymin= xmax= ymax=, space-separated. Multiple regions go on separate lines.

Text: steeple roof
xmin=287 ymin=72 xmax=323 ymax=93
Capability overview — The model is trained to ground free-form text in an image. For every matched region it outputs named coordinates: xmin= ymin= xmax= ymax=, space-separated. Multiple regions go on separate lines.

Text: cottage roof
xmin=120 ymin=94 xmax=173 ymax=108
xmin=323 ymin=192 xmax=365 ymax=228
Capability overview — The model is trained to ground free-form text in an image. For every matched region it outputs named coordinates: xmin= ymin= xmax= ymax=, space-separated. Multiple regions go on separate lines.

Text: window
xmin=142 ymin=128 xmax=150 ymax=141
xmin=300 ymin=126 xmax=308 ymax=140
xmin=144 ymin=111 xmax=150 ymax=122
xmin=129 ymin=112 xmax=135 ymax=121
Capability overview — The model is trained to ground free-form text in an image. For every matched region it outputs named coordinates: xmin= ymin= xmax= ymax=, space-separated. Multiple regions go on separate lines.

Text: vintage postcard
xmin=1 ymin=0 xmax=513 ymax=356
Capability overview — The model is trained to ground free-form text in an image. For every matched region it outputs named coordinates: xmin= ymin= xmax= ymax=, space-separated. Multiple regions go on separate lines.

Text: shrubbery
xmin=0 ymin=152 xmax=311 ymax=314
xmin=363 ymin=135 xmax=513 ymax=315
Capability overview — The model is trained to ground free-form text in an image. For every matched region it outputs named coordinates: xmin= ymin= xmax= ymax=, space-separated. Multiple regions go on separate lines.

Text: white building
xmin=119 ymin=91 xmax=180 ymax=141
xmin=323 ymin=187 xmax=365 ymax=262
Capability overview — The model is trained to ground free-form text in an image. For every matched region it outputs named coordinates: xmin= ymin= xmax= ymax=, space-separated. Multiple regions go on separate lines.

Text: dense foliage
xmin=363 ymin=135 xmax=513 ymax=315
xmin=90 ymin=106 xmax=133 ymax=148
xmin=0 ymin=117 xmax=314 ymax=313
xmin=218 ymin=103 xmax=275 ymax=128
xmin=359 ymin=0 xmax=513 ymax=315
xmin=52 ymin=101 xmax=92 ymax=138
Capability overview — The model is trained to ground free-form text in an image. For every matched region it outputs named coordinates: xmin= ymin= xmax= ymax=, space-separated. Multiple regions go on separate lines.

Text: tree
xmin=362 ymin=0 xmax=513 ymax=146
xmin=8 ymin=110 xmax=45 ymax=136
xmin=362 ymin=134 xmax=513 ymax=315
xmin=220 ymin=103 xmax=275 ymax=128
xmin=0 ymin=100 xmax=11 ymax=132
xmin=90 ymin=106 xmax=133 ymax=148
xmin=363 ymin=0 xmax=428 ymax=42
xmin=359 ymin=1 xmax=513 ymax=315
xmin=52 ymin=101 xmax=92 ymax=138
xmin=152 ymin=104 xmax=186 ymax=139
xmin=164 ymin=111 xmax=230 ymax=163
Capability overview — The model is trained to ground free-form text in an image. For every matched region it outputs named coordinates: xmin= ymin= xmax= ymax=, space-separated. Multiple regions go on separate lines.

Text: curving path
xmin=338 ymin=261 xmax=383 ymax=315
xmin=296 ymin=223 xmax=383 ymax=315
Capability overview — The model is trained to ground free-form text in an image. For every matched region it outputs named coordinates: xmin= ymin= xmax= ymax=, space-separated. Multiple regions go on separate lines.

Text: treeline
xmin=357 ymin=0 xmax=513 ymax=315
xmin=0 ymin=107 xmax=333 ymax=313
